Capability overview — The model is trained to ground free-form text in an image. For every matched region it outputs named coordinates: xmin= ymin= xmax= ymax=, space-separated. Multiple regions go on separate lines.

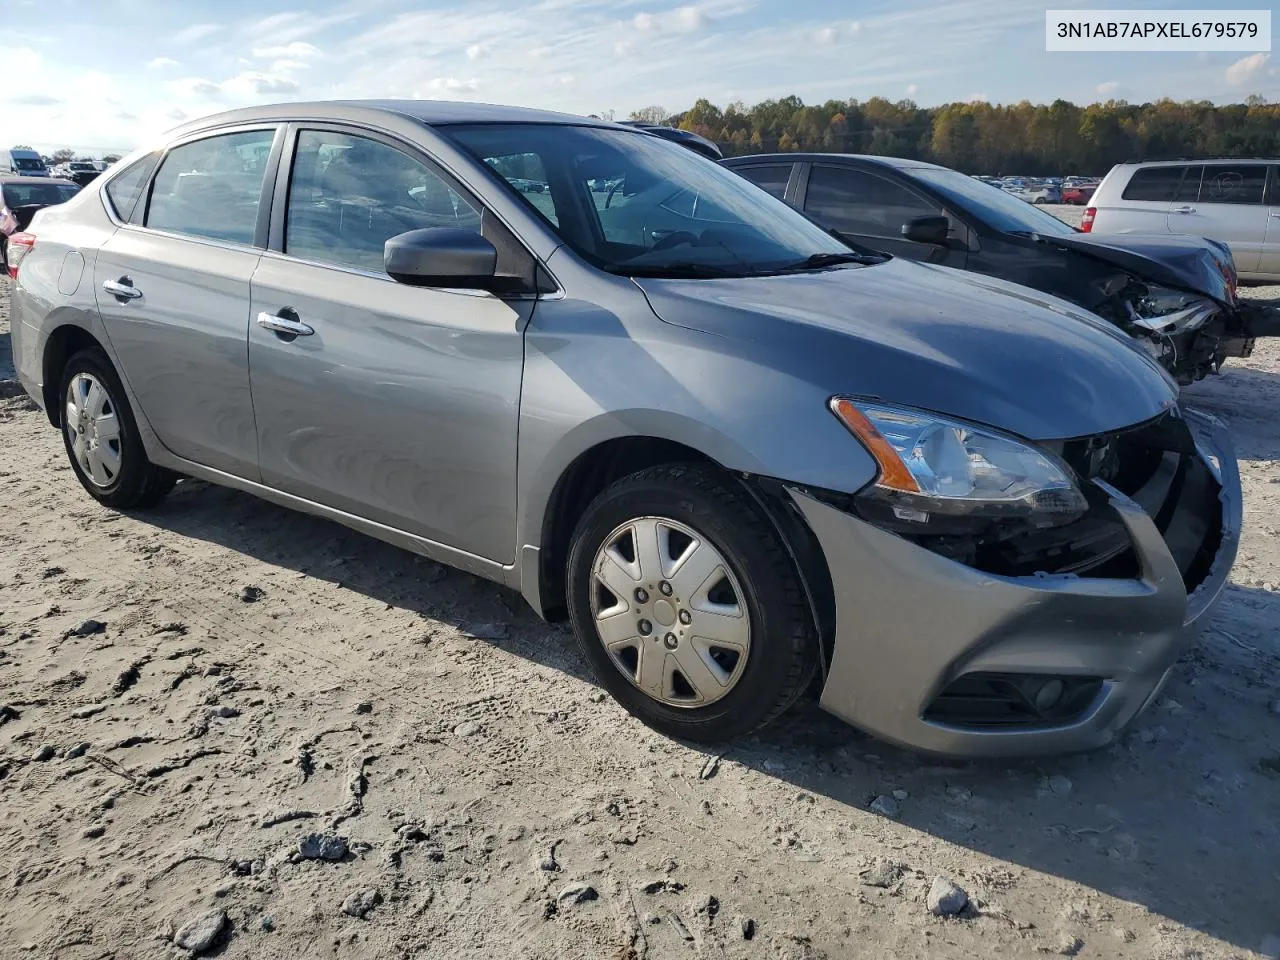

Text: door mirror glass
xmin=384 ymin=228 xmax=498 ymax=288
xmin=902 ymin=215 xmax=950 ymax=245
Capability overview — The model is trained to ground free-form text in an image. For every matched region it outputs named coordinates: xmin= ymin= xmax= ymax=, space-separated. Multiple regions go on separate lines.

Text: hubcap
xmin=65 ymin=373 xmax=122 ymax=489
xmin=589 ymin=516 xmax=751 ymax=708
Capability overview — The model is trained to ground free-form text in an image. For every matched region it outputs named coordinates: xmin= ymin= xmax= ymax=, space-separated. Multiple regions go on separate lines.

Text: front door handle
xmin=256 ymin=310 xmax=314 ymax=338
xmin=103 ymin=278 xmax=142 ymax=301
xmin=1171 ymin=205 xmax=1196 ymax=214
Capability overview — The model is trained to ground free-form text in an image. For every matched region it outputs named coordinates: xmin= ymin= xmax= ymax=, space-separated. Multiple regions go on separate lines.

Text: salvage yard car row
xmin=3 ymin=102 xmax=1250 ymax=756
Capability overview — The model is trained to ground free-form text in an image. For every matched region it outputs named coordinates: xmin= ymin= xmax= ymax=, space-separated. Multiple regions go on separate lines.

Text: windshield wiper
xmin=779 ymin=251 xmax=886 ymax=271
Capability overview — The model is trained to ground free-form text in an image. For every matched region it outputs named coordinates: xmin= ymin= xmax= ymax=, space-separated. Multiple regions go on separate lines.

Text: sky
xmin=5 ymin=0 xmax=1278 ymax=155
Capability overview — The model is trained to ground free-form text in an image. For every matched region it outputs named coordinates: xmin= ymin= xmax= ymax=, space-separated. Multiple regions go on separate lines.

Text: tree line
xmin=628 ymin=95 xmax=1280 ymax=175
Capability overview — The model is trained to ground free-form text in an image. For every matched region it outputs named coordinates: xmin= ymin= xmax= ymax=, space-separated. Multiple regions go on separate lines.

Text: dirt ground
xmin=1 ymin=271 xmax=1278 ymax=960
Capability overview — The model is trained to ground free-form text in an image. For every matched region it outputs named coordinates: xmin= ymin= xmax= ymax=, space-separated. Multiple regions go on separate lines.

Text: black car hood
xmin=1029 ymin=231 xmax=1234 ymax=303
xmin=636 ymin=259 xmax=1177 ymax=442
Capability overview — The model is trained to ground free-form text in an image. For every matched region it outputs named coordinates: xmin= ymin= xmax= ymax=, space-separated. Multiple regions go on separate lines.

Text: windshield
xmin=13 ymin=157 xmax=45 ymax=171
xmin=3 ymin=182 xmax=80 ymax=207
xmin=445 ymin=124 xmax=856 ymax=278
xmin=69 ymin=162 xmax=94 ymax=170
xmin=912 ymin=168 xmax=1077 ymax=237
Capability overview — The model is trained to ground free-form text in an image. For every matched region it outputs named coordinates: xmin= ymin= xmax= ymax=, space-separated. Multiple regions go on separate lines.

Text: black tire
xmin=59 ymin=348 xmax=176 ymax=509
xmin=566 ymin=463 xmax=816 ymax=742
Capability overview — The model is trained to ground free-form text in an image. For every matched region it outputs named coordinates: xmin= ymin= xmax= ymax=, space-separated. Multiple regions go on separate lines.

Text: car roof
xmin=0 ymin=175 xmax=75 ymax=185
xmin=166 ymin=99 xmax=618 ymax=138
xmin=723 ymin=152 xmax=950 ymax=171
xmin=1114 ymin=157 xmax=1280 ymax=166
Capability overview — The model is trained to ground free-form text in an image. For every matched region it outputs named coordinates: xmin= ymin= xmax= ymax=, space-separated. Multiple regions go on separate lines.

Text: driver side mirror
xmin=384 ymin=228 xmax=498 ymax=289
xmin=901 ymin=215 xmax=950 ymax=246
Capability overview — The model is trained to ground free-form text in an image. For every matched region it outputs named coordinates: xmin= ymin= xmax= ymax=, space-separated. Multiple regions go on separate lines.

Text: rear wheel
xmin=566 ymin=463 xmax=815 ymax=742
xmin=59 ymin=349 xmax=176 ymax=509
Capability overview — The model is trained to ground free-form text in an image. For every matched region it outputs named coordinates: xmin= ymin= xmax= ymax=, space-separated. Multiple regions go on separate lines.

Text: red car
xmin=1060 ymin=183 xmax=1097 ymax=205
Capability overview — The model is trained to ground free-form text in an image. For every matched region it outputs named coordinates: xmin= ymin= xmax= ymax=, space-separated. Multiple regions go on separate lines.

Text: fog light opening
xmin=1033 ymin=679 xmax=1065 ymax=713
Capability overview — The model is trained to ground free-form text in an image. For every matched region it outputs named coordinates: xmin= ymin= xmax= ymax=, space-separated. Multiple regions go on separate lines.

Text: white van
xmin=1085 ymin=159 xmax=1279 ymax=282
xmin=2 ymin=148 xmax=51 ymax=177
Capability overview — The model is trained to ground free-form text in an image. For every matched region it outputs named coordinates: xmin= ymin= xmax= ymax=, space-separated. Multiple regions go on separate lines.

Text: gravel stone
xmin=463 ymin=621 xmax=508 ymax=640
xmin=355 ymin=701 xmax=373 ymax=714
xmin=453 ymin=720 xmax=481 ymax=737
xmin=891 ymin=789 xmax=909 ymax=801
xmin=869 ymin=795 xmax=900 ymax=818
xmin=739 ymin=916 xmax=756 ymax=940
xmin=69 ymin=620 xmax=106 ymax=637
xmin=945 ymin=786 xmax=972 ymax=802
xmin=65 ymin=742 xmax=91 ymax=759
xmin=557 ymin=882 xmax=598 ymax=905
xmin=859 ymin=858 xmax=905 ymax=888
xmin=341 ymin=887 xmax=383 ymax=918
xmin=1269 ymin=700 xmax=1280 ymax=717
xmin=927 ymin=876 xmax=969 ymax=917
xmin=1057 ymin=934 xmax=1084 ymax=956
xmin=298 ymin=833 xmax=347 ymax=861
xmin=173 ymin=909 xmax=227 ymax=954
xmin=238 ymin=585 xmax=265 ymax=603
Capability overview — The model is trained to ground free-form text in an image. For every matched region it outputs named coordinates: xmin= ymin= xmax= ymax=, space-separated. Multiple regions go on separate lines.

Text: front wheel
xmin=59 ymin=349 xmax=176 ymax=509
xmin=566 ymin=464 xmax=816 ymax=742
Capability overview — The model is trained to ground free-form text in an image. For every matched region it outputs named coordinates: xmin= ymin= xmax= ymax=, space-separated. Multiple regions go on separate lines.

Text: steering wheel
xmin=604 ymin=179 xmax=626 ymax=209
xmin=651 ymin=231 xmax=698 ymax=251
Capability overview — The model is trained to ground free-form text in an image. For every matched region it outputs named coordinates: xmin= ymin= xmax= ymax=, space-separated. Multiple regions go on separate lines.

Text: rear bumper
xmin=791 ymin=408 xmax=1240 ymax=758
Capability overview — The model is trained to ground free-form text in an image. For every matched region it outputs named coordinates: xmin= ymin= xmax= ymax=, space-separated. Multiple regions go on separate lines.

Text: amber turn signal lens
xmin=829 ymin=397 xmax=920 ymax=493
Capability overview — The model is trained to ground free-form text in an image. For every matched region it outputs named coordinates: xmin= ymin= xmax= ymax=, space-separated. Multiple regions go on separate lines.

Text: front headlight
xmin=1127 ymin=285 xmax=1217 ymax=336
xmin=829 ymin=398 xmax=1088 ymax=527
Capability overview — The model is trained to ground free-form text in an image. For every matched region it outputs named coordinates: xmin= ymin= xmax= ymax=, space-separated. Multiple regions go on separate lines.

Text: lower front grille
xmin=923 ymin=673 xmax=1103 ymax=728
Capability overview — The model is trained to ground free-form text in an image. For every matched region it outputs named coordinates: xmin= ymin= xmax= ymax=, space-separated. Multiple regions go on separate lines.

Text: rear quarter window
xmin=104 ymin=153 xmax=159 ymax=222
xmin=1120 ymin=166 xmax=1186 ymax=202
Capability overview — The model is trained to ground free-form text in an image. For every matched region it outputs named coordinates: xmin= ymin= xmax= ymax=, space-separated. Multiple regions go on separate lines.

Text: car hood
xmin=1030 ymin=231 xmax=1235 ymax=303
xmin=635 ymin=258 xmax=1177 ymax=442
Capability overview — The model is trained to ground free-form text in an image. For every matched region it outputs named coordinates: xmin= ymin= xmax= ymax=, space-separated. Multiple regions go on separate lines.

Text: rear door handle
xmin=256 ymin=310 xmax=314 ymax=338
xmin=102 ymin=278 xmax=142 ymax=300
xmin=1171 ymin=205 xmax=1196 ymax=214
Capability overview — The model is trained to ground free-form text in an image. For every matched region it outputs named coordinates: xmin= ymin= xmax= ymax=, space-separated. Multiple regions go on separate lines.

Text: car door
xmin=247 ymin=125 xmax=533 ymax=563
xmin=93 ymin=126 xmax=280 ymax=478
xmin=1102 ymin=164 xmax=1187 ymax=235
xmin=1262 ymin=164 xmax=1280 ymax=279
xmin=800 ymin=164 xmax=964 ymax=264
xmin=1167 ymin=162 xmax=1268 ymax=274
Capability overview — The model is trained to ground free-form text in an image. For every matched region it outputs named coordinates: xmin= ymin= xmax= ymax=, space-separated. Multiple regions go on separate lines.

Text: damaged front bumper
xmin=789 ymin=409 xmax=1241 ymax=758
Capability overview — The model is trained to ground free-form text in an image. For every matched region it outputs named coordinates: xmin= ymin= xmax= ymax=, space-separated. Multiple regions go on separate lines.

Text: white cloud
xmin=269 ymin=59 xmax=311 ymax=75
xmin=466 ymin=44 xmax=487 ymax=60
xmin=168 ymin=77 xmax=222 ymax=98
xmin=147 ymin=57 xmax=180 ymax=70
xmin=849 ymin=20 xmax=863 ymax=36
xmin=815 ymin=27 xmax=838 ymax=46
xmin=614 ymin=40 xmax=633 ymax=57
xmin=221 ymin=72 xmax=302 ymax=97
xmin=425 ymin=77 xmax=480 ymax=95
xmin=251 ymin=41 xmax=321 ymax=60
xmin=634 ymin=5 xmax=709 ymax=34
xmin=9 ymin=93 xmax=62 ymax=106
xmin=1225 ymin=52 xmax=1269 ymax=87
xmin=1095 ymin=81 xmax=1118 ymax=95
xmin=967 ymin=92 xmax=988 ymax=103
xmin=13 ymin=47 xmax=43 ymax=71
xmin=906 ymin=83 xmax=918 ymax=96
xmin=172 ymin=24 xmax=221 ymax=44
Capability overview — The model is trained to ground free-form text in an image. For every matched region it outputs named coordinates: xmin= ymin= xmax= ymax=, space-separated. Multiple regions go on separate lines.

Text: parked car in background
xmin=2 ymin=148 xmax=52 ymax=177
xmin=618 ymin=121 xmax=723 ymax=160
xmin=1061 ymin=181 xmax=1098 ymax=205
xmin=4 ymin=101 xmax=1240 ymax=756
xmin=61 ymin=160 xmax=102 ymax=187
xmin=0 ymin=175 xmax=80 ymax=264
xmin=724 ymin=152 xmax=1278 ymax=382
xmin=1005 ymin=181 xmax=1062 ymax=204
xmin=1085 ymin=159 xmax=1280 ymax=283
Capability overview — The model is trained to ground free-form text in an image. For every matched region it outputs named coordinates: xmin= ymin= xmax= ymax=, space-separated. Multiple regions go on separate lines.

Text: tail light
xmin=6 ymin=232 xmax=35 ymax=279
xmin=1080 ymin=207 xmax=1096 ymax=232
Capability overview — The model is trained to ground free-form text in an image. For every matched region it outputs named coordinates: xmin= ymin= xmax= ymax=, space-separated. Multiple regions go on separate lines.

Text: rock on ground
xmin=927 ymin=876 xmax=969 ymax=917
xmin=172 ymin=909 xmax=226 ymax=954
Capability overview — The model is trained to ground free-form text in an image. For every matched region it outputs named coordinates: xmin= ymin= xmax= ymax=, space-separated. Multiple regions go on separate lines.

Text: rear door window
xmin=145 ymin=129 xmax=276 ymax=245
xmin=804 ymin=165 xmax=940 ymax=238
xmin=1173 ymin=166 xmax=1203 ymax=203
xmin=285 ymin=129 xmax=483 ymax=274
xmin=1120 ymin=166 xmax=1186 ymax=202
xmin=733 ymin=164 xmax=794 ymax=200
xmin=1198 ymin=164 xmax=1267 ymax=205
xmin=105 ymin=153 xmax=159 ymax=222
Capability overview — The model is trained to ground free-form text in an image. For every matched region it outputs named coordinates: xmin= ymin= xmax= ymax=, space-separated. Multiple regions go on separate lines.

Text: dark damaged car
xmin=725 ymin=153 xmax=1279 ymax=384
